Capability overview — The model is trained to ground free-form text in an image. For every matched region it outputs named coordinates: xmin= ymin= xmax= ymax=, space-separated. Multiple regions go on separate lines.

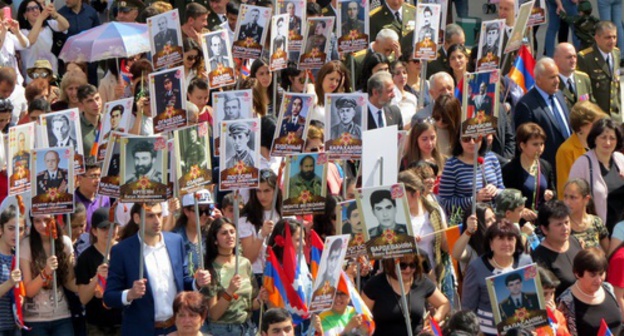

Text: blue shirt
xmin=0 ymin=253 xmax=14 ymax=331
xmin=58 ymin=4 xmax=100 ymax=37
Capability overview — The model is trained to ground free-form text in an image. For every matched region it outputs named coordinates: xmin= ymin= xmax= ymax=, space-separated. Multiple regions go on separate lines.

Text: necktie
xmin=567 ymin=78 xmax=575 ymax=96
xmin=549 ymin=95 xmax=571 ymax=138
xmin=395 ymin=11 xmax=402 ymax=24
xmin=607 ymin=54 xmax=612 ymax=74
xmin=51 ymin=173 xmax=55 ymax=179
xmin=377 ymin=110 xmax=384 ymax=127
xmin=515 ymin=298 xmax=521 ymax=307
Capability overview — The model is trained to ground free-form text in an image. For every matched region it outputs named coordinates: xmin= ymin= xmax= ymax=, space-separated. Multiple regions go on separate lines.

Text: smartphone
xmin=2 ymin=7 xmax=11 ymax=20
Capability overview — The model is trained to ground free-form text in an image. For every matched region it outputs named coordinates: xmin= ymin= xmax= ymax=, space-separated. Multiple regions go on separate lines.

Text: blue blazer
xmin=103 ymin=232 xmax=195 ymax=335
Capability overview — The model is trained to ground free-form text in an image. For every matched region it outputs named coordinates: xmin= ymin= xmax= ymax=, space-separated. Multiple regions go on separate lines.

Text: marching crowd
xmin=0 ymin=0 xmax=624 ymax=335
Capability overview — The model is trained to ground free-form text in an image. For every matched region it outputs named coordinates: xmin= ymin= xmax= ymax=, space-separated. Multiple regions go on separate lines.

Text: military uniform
xmin=36 ymin=169 xmax=69 ymax=195
xmin=280 ymin=115 xmax=306 ymax=137
xmin=126 ymin=169 xmax=163 ymax=184
xmin=12 ymin=151 xmax=30 ymax=170
xmin=288 ymin=15 xmax=302 ymax=36
xmin=560 ymin=1 xmax=600 ymax=51
xmin=305 ymin=34 xmax=327 ymax=54
xmin=425 ymin=46 xmax=451 ymax=79
xmin=209 ymin=54 xmax=231 ymax=69
xmin=183 ymin=141 xmax=206 ymax=174
xmin=161 ymin=89 xmax=181 ymax=110
xmin=289 ymin=173 xmax=323 ymax=197
xmin=344 ymin=48 xmax=369 ymax=89
xmin=369 ymin=3 xmax=416 ymax=42
xmin=368 ymin=223 xmax=408 ymax=239
xmin=577 ymin=45 xmax=621 ymax=121
xmin=226 ymin=148 xmax=255 ymax=169
xmin=207 ymin=11 xmax=225 ymax=31
xmin=239 ymin=22 xmax=264 ymax=42
xmin=154 ymin=29 xmax=179 ymax=52
xmin=273 ymin=35 xmax=287 ymax=53
xmin=558 ymin=70 xmax=595 ymax=111
xmin=330 ymin=122 xmax=362 ymax=139
xmin=498 ymin=292 xmax=540 ymax=321
xmin=342 ymin=19 xmax=365 ymax=35
xmin=417 ymin=25 xmax=435 ymax=43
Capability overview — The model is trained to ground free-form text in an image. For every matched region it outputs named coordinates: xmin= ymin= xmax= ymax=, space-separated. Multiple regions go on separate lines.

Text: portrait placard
xmin=277 ymin=0 xmax=306 ymax=52
xmin=202 ymin=31 xmax=237 ymax=89
xmin=41 ymin=108 xmax=85 ymax=174
xmin=504 ymin=0 xmax=534 ymax=54
xmin=270 ymin=14 xmax=290 ymax=71
xmin=212 ymin=89 xmax=253 ymax=156
xmin=417 ymin=0 xmax=448 ymax=45
xmin=149 ymin=66 xmax=187 ymax=134
xmin=31 ymin=147 xmax=74 ymax=215
xmin=233 ymin=5 xmax=271 ymax=59
xmin=219 ymin=118 xmax=261 ymax=191
xmin=356 ymin=183 xmax=415 ymax=259
xmin=271 ymin=93 xmax=314 ymax=156
xmin=98 ymin=98 xmax=133 ymax=162
xmin=119 ymin=135 xmax=169 ymax=203
xmin=299 ymin=17 xmax=334 ymax=69
xmin=148 ymin=9 xmax=184 ymax=69
xmin=98 ymin=131 xmax=123 ymax=198
xmin=8 ymin=123 xmax=35 ymax=195
xmin=461 ymin=70 xmax=500 ymax=137
xmin=282 ymin=153 xmax=328 ymax=216
xmin=309 ymin=235 xmax=350 ymax=312
xmin=413 ymin=4 xmax=441 ymax=60
xmin=336 ymin=0 xmax=368 ymax=54
xmin=337 ymin=200 xmax=367 ymax=258
xmin=476 ymin=19 xmax=505 ymax=72
xmin=517 ymin=0 xmax=546 ymax=27
xmin=324 ymin=93 xmax=368 ymax=159
xmin=174 ymin=122 xmax=212 ymax=196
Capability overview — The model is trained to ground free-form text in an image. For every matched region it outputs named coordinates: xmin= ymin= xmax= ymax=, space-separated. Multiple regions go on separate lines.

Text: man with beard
xmin=280 ymin=96 xmax=306 ymax=137
xmin=289 ymin=155 xmax=322 ymax=197
xmin=331 ymin=97 xmax=362 ymax=139
xmin=225 ymin=122 xmax=255 ymax=169
xmin=341 ymin=1 xmax=364 ymax=34
xmin=126 ymin=140 xmax=162 ymax=184
xmin=182 ymin=127 xmax=207 ymax=174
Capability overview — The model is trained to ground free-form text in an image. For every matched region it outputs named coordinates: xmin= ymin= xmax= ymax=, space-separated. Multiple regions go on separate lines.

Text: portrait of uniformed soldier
xmin=289 ymin=155 xmax=322 ymax=197
xmin=48 ymin=114 xmax=78 ymax=151
xmin=103 ymin=105 xmax=126 ymax=140
xmin=286 ymin=2 xmax=302 ymax=36
xmin=181 ymin=127 xmax=207 ymax=174
xmin=153 ymin=15 xmax=179 ymax=52
xmin=12 ymin=132 xmax=30 ymax=172
xmin=304 ymin=21 xmax=328 ymax=54
xmin=125 ymin=140 xmax=162 ymax=184
xmin=367 ymin=189 xmax=408 ymax=239
xmin=417 ymin=6 xmax=435 ymax=43
xmin=330 ymin=97 xmax=362 ymax=140
xmin=280 ymin=96 xmax=306 ymax=137
xmin=239 ymin=8 xmax=264 ymax=42
xmin=341 ymin=201 xmax=362 ymax=235
xmin=273 ymin=17 xmax=287 ymax=53
xmin=478 ymin=22 xmax=501 ymax=67
xmin=36 ymin=150 xmax=69 ymax=195
xmin=225 ymin=122 xmax=255 ymax=169
xmin=313 ymin=238 xmax=343 ymax=294
xmin=341 ymin=1 xmax=364 ymax=34
xmin=160 ymin=74 xmax=181 ymax=112
xmin=498 ymin=273 xmax=540 ymax=321
xmin=223 ymin=95 xmax=242 ymax=120
xmin=207 ymin=34 xmax=231 ymax=69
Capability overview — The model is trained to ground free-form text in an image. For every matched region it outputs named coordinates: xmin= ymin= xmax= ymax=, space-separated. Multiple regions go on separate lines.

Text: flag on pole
xmin=338 ymin=271 xmax=375 ymax=334
xmin=263 ymin=247 xmax=309 ymax=324
xmin=309 ymin=229 xmax=324 ymax=279
xmin=430 ymin=316 xmax=443 ymax=336
xmin=598 ymin=319 xmax=613 ymax=336
xmin=507 ymin=45 xmax=536 ymax=93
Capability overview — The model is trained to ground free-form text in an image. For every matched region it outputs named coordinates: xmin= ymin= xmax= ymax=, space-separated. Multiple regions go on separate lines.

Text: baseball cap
xmin=182 ymin=189 xmax=214 ymax=207
xmin=91 ymin=207 xmax=116 ymax=229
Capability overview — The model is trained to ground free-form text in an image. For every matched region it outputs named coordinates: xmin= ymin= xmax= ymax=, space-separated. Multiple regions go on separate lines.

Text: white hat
xmin=182 ymin=189 xmax=214 ymax=207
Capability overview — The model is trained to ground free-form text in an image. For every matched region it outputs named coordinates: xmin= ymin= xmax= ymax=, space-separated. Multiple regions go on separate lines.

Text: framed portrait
xmin=8 ymin=123 xmax=35 ymax=195
xmin=98 ymin=98 xmax=133 ymax=162
xmin=486 ymin=264 xmax=549 ymax=335
xmin=517 ymin=0 xmax=546 ymax=27
xmin=202 ymin=31 xmax=237 ymax=89
xmin=356 ymin=183 xmax=415 ymax=259
xmin=212 ymin=89 xmax=253 ymax=156
xmin=505 ymin=0 xmax=534 ymax=54
xmin=233 ymin=4 xmax=271 ymax=59
xmin=309 ymin=234 xmax=350 ymax=313
xmin=324 ymin=93 xmax=367 ymax=159
xmin=277 ymin=0 xmax=306 ymax=52
xmin=417 ymin=0 xmax=448 ymax=45
xmin=413 ymin=4 xmax=441 ymax=60
xmin=282 ymin=153 xmax=328 ymax=216
xmin=148 ymin=9 xmax=184 ymax=69
xmin=270 ymin=13 xmax=290 ymax=71
xmin=271 ymin=93 xmax=315 ymax=157
xmin=219 ymin=118 xmax=261 ymax=191
xmin=174 ymin=122 xmax=212 ymax=196
xmin=476 ymin=19 xmax=505 ymax=72
xmin=461 ymin=70 xmax=500 ymax=137
xmin=299 ymin=17 xmax=334 ymax=69
xmin=119 ymin=135 xmax=169 ymax=203
xmin=41 ymin=108 xmax=85 ymax=174
xmin=336 ymin=0 xmax=369 ymax=54
xmin=337 ymin=200 xmax=367 ymax=258
xmin=98 ymin=131 xmax=123 ymax=198
xmin=149 ymin=66 xmax=188 ymax=134
xmin=31 ymin=147 xmax=74 ymax=215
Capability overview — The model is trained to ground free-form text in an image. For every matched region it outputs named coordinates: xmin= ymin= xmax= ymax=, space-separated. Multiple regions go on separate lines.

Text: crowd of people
xmin=0 ymin=0 xmax=623 ymax=335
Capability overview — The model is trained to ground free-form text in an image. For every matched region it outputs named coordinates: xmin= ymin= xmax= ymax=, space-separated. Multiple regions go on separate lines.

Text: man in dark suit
xmin=367 ymin=189 xmax=408 ymax=239
xmin=280 ymin=96 xmax=306 ymax=137
xmin=49 ymin=114 xmax=78 ymax=151
xmin=423 ymin=23 xmax=464 ymax=79
xmin=104 ymin=203 xmax=211 ymax=336
xmin=554 ymin=42 xmax=595 ymax=111
xmin=207 ymin=34 xmax=231 ymax=69
xmin=239 ymin=8 xmax=264 ymax=42
xmin=366 ymin=71 xmax=403 ymax=130
xmin=514 ymin=57 xmax=572 ymax=175
xmin=160 ymin=75 xmax=181 ymax=111
xmin=153 ymin=16 xmax=179 ymax=52
xmin=36 ymin=150 xmax=69 ymax=195
xmin=577 ymin=21 xmax=621 ymax=122
xmin=498 ymin=273 xmax=541 ymax=321
xmin=469 ymin=82 xmax=493 ymax=116
xmin=369 ymin=0 xmax=416 ymax=42
xmin=273 ymin=17 xmax=287 ymax=53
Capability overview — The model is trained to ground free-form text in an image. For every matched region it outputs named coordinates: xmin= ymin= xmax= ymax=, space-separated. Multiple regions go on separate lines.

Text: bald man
xmin=553 ymin=43 xmax=594 ymax=111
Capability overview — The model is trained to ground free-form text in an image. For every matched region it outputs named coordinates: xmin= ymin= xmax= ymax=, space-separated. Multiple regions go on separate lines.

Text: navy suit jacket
xmin=513 ymin=88 xmax=571 ymax=175
xmin=103 ymin=232 xmax=195 ymax=335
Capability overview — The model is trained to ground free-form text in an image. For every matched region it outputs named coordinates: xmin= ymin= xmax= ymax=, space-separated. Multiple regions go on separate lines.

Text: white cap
xmin=182 ymin=189 xmax=214 ymax=207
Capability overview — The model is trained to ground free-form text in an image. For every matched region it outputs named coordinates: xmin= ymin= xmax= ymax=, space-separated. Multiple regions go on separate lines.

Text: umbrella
xmin=58 ymin=22 xmax=150 ymax=63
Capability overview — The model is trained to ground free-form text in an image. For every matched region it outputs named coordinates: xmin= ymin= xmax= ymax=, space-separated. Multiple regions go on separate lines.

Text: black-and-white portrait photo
xmin=417 ymin=6 xmax=436 ymax=43
xmin=148 ymin=9 xmax=184 ymax=69
xmin=213 ymin=90 xmax=253 ymax=156
xmin=341 ymin=1 xmax=364 ymax=33
xmin=43 ymin=109 xmax=84 ymax=162
xmin=124 ymin=139 xmax=163 ymax=184
xmin=330 ymin=96 xmax=362 ymax=140
xmin=225 ymin=121 xmax=256 ymax=169
xmin=304 ymin=19 xmax=328 ymax=54
xmin=273 ymin=16 xmax=288 ymax=53
xmin=206 ymin=33 xmax=231 ymax=70
xmin=153 ymin=15 xmax=179 ymax=52
xmin=238 ymin=7 xmax=264 ymax=42
xmin=179 ymin=126 xmax=209 ymax=175
xmin=285 ymin=1 xmax=302 ymax=36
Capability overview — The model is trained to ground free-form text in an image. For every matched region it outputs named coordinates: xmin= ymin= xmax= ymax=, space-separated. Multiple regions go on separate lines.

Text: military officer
xmin=369 ymin=0 xmax=416 ymax=42
xmin=417 ymin=6 xmax=435 ymax=43
xmin=286 ymin=2 xmax=302 ymax=37
xmin=554 ymin=42 xmax=595 ymax=111
xmin=225 ymin=122 xmax=255 ymax=169
xmin=330 ymin=97 xmax=362 ymax=139
xmin=207 ymin=34 xmax=231 ymax=69
xmin=207 ymin=0 xmax=228 ymax=31
xmin=280 ymin=97 xmax=306 ymax=137
xmin=239 ymin=8 xmax=264 ymax=42
xmin=345 ymin=28 xmax=399 ymax=90
xmin=153 ymin=16 xmax=179 ymax=52
xmin=304 ymin=21 xmax=328 ymax=54
xmin=182 ymin=127 xmax=207 ymax=174
xmin=367 ymin=189 xmax=408 ymax=239
xmin=36 ymin=150 xmax=69 ymax=195
xmin=288 ymin=155 xmax=322 ymax=197
xmin=160 ymin=75 xmax=180 ymax=111
xmin=577 ymin=21 xmax=621 ymax=121
xmin=12 ymin=132 xmax=30 ymax=171
xmin=125 ymin=140 xmax=162 ymax=184
xmin=341 ymin=1 xmax=365 ymax=34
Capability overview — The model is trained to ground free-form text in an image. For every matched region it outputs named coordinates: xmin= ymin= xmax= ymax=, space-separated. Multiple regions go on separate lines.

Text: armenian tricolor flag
xmin=507 ymin=45 xmax=536 ymax=93
xmin=309 ymin=229 xmax=324 ymax=279
xmin=598 ymin=319 xmax=613 ymax=336
xmin=338 ymin=272 xmax=375 ymax=335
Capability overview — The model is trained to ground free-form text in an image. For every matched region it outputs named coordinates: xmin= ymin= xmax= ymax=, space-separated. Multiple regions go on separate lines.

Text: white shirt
xmin=20 ymin=21 xmax=64 ymax=83
xmin=559 ymin=73 xmax=576 ymax=92
xmin=9 ymin=85 xmax=27 ymax=124
xmin=367 ymin=101 xmax=386 ymax=128
xmin=239 ymin=210 xmax=281 ymax=274
xmin=598 ymin=48 xmax=613 ymax=73
xmin=220 ymin=21 xmax=235 ymax=50
xmin=411 ymin=211 xmax=435 ymax=269
xmin=387 ymin=4 xmax=401 ymax=22
xmin=0 ymin=32 xmax=29 ymax=86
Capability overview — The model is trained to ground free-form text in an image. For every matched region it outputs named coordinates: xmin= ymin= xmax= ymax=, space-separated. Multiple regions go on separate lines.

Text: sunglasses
xmin=461 ymin=137 xmax=479 ymax=143
xmin=25 ymin=5 xmax=40 ymax=12
xmin=31 ymin=72 xmax=49 ymax=79
xmin=186 ymin=55 xmax=198 ymax=61
xmin=399 ymin=262 xmax=418 ymax=270
xmin=187 ymin=206 xmax=213 ymax=216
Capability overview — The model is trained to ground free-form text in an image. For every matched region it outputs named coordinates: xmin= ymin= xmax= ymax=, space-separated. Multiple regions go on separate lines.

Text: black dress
xmin=574 ymin=292 xmax=622 ymax=335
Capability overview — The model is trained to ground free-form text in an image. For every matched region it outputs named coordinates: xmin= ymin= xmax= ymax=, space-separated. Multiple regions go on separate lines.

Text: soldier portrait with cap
xmin=225 ymin=121 xmax=255 ymax=169
xmin=125 ymin=140 xmax=162 ymax=184
xmin=11 ymin=132 xmax=30 ymax=186
xmin=417 ymin=6 xmax=436 ymax=44
xmin=158 ymin=72 xmax=181 ymax=112
xmin=330 ymin=96 xmax=362 ymax=140
xmin=238 ymin=7 xmax=265 ymax=43
xmin=477 ymin=21 xmax=502 ymax=68
xmin=152 ymin=14 xmax=180 ymax=53
xmin=341 ymin=1 xmax=365 ymax=34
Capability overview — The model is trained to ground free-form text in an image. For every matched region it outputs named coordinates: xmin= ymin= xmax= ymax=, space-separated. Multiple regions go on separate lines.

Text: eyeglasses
xmin=186 ymin=55 xmax=198 ymax=61
xmin=461 ymin=137 xmax=479 ymax=143
xmin=25 ymin=5 xmax=40 ymax=12
xmin=399 ymin=262 xmax=418 ymax=270
xmin=32 ymin=72 xmax=49 ymax=79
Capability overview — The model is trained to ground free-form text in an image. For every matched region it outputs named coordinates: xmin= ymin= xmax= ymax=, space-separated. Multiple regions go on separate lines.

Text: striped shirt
xmin=0 ymin=253 xmax=14 ymax=331
xmin=439 ymin=151 xmax=505 ymax=216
